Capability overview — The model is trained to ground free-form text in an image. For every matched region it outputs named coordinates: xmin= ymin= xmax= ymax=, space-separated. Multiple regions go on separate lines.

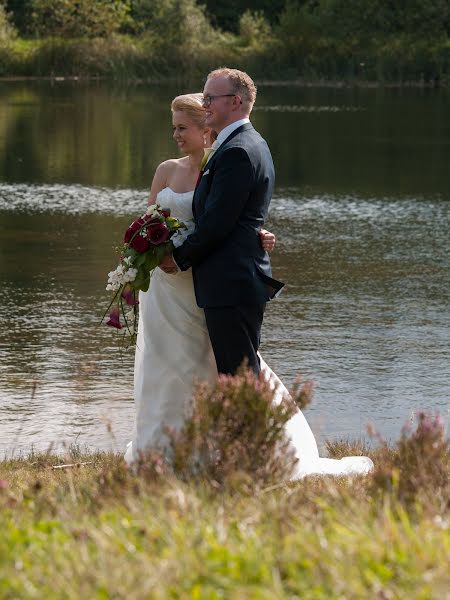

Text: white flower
xmin=106 ymin=280 xmax=120 ymax=292
xmin=106 ymin=262 xmax=138 ymax=291
xmin=123 ymin=267 xmax=138 ymax=283
xmin=146 ymin=204 xmax=159 ymax=217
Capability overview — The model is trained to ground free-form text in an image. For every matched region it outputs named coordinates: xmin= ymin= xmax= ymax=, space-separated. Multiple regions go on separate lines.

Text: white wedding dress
xmin=124 ymin=188 xmax=374 ymax=478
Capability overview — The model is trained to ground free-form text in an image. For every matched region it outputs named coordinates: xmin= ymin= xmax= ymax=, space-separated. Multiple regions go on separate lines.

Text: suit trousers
xmin=204 ymin=304 xmax=265 ymax=376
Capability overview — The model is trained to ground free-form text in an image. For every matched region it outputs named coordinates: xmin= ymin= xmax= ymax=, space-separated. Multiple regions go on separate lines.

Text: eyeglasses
xmin=202 ymin=94 xmax=242 ymax=108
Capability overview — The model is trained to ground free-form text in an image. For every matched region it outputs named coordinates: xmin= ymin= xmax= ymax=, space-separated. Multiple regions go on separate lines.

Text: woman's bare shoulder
xmin=156 ymin=157 xmax=186 ymax=174
xmin=149 ymin=158 xmax=186 ymax=201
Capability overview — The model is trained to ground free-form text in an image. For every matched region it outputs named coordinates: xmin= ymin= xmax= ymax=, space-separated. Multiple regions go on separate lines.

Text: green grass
xmin=1 ymin=437 xmax=448 ymax=599
xmin=1 ymin=376 xmax=448 ymax=598
xmin=0 ymin=32 xmax=448 ymax=84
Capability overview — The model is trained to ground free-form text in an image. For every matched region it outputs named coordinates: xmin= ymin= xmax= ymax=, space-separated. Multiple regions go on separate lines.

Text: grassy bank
xmin=0 ymin=34 xmax=448 ymax=85
xmin=1 ymin=421 xmax=449 ymax=598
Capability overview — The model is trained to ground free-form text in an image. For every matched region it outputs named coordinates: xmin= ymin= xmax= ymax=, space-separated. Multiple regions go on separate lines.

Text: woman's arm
xmin=147 ymin=161 xmax=173 ymax=205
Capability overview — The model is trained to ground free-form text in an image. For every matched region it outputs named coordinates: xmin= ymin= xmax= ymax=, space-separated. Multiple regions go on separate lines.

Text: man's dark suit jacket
xmin=173 ymin=122 xmax=284 ymax=308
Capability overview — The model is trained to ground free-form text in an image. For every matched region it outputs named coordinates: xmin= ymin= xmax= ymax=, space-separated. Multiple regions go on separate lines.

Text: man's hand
xmin=159 ymin=253 xmax=178 ymax=274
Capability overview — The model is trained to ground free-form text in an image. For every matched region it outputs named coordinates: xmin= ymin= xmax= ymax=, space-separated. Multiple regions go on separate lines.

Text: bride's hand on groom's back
xmin=260 ymin=229 xmax=276 ymax=253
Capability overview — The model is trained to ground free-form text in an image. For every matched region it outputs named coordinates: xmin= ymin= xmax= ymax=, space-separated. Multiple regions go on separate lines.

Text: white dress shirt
xmin=215 ymin=118 xmax=250 ymax=147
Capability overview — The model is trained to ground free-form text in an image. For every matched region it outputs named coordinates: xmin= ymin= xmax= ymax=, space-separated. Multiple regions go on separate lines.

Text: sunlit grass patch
xmin=0 ymin=373 xmax=448 ymax=598
xmin=0 ymin=457 xmax=448 ymax=598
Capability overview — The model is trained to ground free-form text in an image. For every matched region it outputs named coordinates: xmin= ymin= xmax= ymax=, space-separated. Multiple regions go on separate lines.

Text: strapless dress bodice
xmin=156 ymin=186 xmax=194 ymax=220
xmin=156 ymin=187 xmax=195 ymax=247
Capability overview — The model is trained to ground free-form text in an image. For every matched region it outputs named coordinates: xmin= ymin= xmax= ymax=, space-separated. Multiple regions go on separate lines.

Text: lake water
xmin=0 ymin=80 xmax=449 ymax=456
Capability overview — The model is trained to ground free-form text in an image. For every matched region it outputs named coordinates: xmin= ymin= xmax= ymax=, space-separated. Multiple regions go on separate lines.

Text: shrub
xmin=239 ymin=10 xmax=272 ymax=47
xmin=30 ymin=0 xmax=130 ymax=38
xmin=136 ymin=366 xmax=314 ymax=488
xmin=0 ymin=1 xmax=16 ymax=43
xmin=371 ymin=411 xmax=449 ymax=510
xmin=138 ymin=0 xmax=225 ymax=79
xmin=0 ymin=1 xmax=16 ymax=74
xmin=375 ymin=33 xmax=450 ymax=83
xmin=202 ymin=0 xmax=285 ymax=33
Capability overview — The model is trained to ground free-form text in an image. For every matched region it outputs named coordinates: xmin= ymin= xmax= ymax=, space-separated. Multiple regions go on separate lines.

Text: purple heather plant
xmin=134 ymin=365 xmax=315 ymax=488
xmin=371 ymin=411 xmax=449 ymax=509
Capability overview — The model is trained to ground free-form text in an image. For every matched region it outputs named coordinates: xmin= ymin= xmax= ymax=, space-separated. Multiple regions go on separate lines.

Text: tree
xmin=30 ymin=0 xmax=131 ymax=38
xmin=203 ymin=0 xmax=286 ymax=32
xmin=0 ymin=1 xmax=16 ymax=42
xmin=4 ymin=0 xmax=33 ymax=36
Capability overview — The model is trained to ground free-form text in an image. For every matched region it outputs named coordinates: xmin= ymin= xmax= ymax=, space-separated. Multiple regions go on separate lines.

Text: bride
xmin=124 ymin=93 xmax=373 ymax=478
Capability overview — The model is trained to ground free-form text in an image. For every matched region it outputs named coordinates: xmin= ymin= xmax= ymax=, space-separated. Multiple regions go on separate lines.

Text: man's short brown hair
xmin=207 ymin=67 xmax=257 ymax=113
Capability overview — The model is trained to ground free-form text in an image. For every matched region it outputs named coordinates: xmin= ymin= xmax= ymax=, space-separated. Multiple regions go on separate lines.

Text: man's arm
xmin=160 ymin=224 xmax=277 ymax=274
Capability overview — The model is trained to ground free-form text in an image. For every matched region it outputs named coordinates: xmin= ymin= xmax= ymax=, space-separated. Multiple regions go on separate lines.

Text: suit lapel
xmin=193 ymin=122 xmax=254 ymax=217
xmin=221 ymin=121 xmax=253 ymax=143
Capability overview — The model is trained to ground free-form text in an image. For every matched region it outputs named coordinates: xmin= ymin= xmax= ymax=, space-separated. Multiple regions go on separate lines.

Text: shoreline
xmin=0 ymin=75 xmax=447 ymax=88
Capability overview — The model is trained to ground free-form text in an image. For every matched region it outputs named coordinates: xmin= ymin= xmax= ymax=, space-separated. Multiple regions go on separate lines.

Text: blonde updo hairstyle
xmin=171 ymin=93 xmax=206 ymax=127
xmin=171 ymin=93 xmax=217 ymax=143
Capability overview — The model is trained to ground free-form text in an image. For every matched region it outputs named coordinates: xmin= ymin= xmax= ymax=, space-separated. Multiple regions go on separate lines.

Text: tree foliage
xmin=4 ymin=0 xmax=450 ymax=40
xmin=136 ymin=0 xmax=220 ymax=76
xmin=30 ymin=0 xmax=131 ymax=38
xmin=277 ymin=0 xmax=450 ymax=41
xmin=239 ymin=10 xmax=272 ymax=46
xmin=1 ymin=0 xmax=449 ymax=81
xmin=0 ymin=0 xmax=16 ymax=42
xmin=202 ymin=0 xmax=286 ymax=32
xmin=4 ymin=0 xmax=32 ymax=35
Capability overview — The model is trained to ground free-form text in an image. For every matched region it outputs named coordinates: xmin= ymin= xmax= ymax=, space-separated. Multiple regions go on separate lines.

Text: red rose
xmin=130 ymin=234 xmax=150 ymax=253
xmin=147 ymin=223 xmax=170 ymax=245
xmin=124 ymin=217 xmax=145 ymax=244
xmin=161 ymin=207 xmax=171 ymax=218
xmin=143 ymin=215 xmax=161 ymax=225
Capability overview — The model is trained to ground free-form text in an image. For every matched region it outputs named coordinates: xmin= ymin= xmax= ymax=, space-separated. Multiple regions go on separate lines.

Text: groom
xmin=160 ymin=67 xmax=283 ymax=375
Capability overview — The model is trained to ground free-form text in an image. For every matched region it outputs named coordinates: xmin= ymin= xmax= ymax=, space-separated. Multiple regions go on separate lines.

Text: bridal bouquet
xmin=103 ymin=203 xmax=185 ymax=345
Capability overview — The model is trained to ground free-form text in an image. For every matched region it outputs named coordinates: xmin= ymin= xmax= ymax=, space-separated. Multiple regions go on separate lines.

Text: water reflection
xmin=1 ymin=184 xmax=448 ymax=454
xmin=1 ymin=81 xmax=449 ymax=194
xmin=254 ymin=105 xmax=365 ymax=112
